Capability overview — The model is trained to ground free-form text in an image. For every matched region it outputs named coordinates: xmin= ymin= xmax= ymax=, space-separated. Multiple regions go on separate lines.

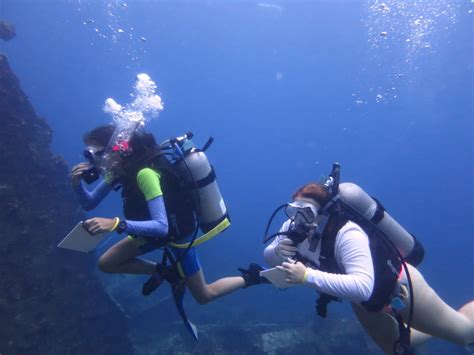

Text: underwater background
xmin=1 ymin=1 xmax=472 ymax=354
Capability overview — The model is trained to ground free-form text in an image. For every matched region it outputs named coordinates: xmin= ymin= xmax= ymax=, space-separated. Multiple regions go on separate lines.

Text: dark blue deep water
xmin=2 ymin=1 xmax=473 ymax=354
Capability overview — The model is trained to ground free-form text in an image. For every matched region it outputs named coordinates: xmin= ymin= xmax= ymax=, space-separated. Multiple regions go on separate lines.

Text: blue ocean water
xmin=1 ymin=0 xmax=472 ymax=353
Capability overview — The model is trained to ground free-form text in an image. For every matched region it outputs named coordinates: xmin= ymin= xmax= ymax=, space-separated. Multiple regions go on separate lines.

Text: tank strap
xmin=200 ymin=213 xmax=229 ymax=233
xmin=194 ymin=166 xmax=216 ymax=189
xmin=370 ymin=197 xmax=386 ymax=224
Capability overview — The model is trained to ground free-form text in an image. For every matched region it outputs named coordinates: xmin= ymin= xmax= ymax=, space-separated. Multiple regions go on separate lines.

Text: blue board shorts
xmin=128 ymin=235 xmax=201 ymax=278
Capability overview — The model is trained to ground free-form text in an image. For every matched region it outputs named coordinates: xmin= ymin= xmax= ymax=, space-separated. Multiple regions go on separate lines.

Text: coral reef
xmin=0 ymin=53 xmax=133 ymax=354
xmin=0 ymin=21 xmax=15 ymax=41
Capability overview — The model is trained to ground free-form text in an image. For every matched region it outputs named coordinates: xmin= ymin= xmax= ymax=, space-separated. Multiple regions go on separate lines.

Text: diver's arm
xmin=74 ymin=179 xmax=113 ymax=211
xmin=264 ymin=239 xmax=284 ymax=267
xmin=303 ymin=224 xmax=375 ymax=303
xmin=264 ymin=220 xmax=292 ymax=266
xmin=121 ymin=196 xmax=169 ymax=238
xmin=120 ymin=168 xmax=168 ymax=239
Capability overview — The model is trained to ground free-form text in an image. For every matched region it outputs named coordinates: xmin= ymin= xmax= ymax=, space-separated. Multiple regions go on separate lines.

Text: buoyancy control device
xmin=141 ymin=132 xmax=231 ymax=340
xmin=320 ymin=163 xmax=423 ymax=355
xmin=158 ymin=132 xmax=231 ymax=248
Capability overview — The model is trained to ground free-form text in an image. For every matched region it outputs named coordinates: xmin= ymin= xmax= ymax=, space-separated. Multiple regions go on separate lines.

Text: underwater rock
xmin=128 ymin=317 xmax=381 ymax=354
xmin=0 ymin=21 xmax=15 ymax=41
xmin=0 ymin=54 xmax=133 ymax=354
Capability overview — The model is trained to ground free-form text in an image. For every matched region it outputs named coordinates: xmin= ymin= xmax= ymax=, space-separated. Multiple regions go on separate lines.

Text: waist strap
xmin=167 ymin=217 xmax=231 ymax=248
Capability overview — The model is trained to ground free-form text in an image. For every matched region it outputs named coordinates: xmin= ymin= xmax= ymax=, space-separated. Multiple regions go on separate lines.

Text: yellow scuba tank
xmin=159 ymin=133 xmax=230 ymax=247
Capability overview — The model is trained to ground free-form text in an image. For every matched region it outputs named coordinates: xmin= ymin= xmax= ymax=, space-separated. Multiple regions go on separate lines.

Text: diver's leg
xmin=405 ymin=264 xmax=474 ymax=346
xmin=351 ymin=303 xmax=432 ymax=353
xmin=185 ymin=270 xmax=245 ymax=305
xmin=410 ymin=328 xmax=432 ymax=347
xmin=97 ymin=236 xmax=156 ymax=275
xmin=170 ymin=247 xmax=245 ymax=304
xmin=351 ymin=303 xmax=400 ymax=354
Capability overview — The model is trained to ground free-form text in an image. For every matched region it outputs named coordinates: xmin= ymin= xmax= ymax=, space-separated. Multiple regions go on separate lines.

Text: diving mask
xmin=81 ymin=146 xmax=105 ymax=184
xmin=285 ymin=200 xmax=320 ymax=225
xmin=263 ymin=199 xmax=323 ymax=245
xmin=81 ymin=144 xmax=124 ymax=184
xmin=284 ymin=200 xmax=320 ymax=244
xmin=83 ymin=146 xmax=105 ymax=165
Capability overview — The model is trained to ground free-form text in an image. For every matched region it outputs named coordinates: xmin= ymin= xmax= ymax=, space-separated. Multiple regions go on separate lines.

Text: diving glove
xmin=238 ymin=263 xmax=270 ymax=288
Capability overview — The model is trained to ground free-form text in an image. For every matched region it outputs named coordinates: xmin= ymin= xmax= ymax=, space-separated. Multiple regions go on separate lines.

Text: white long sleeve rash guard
xmin=264 ymin=220 xmax=375 ymax=303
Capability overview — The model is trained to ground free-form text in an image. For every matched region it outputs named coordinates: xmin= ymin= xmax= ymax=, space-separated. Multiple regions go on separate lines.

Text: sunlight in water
xmin=72 ymin=0 xmax=146 ymax=67
xmin=366 ymin=0 xmax=460 ymax=61
xmin=351 ymin=0 xmax=462 ymax=105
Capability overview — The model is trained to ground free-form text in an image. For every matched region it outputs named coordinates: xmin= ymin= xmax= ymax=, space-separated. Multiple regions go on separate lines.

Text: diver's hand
xmin=275 ymin=238 xmax=297 ymax=259
xmin=84 ymin=217 xmax=116 ymax=235
xmin=70 ymin=162 xmax=90 ymax=187
xmin=277 ymin=261 xmax=307 ymax=284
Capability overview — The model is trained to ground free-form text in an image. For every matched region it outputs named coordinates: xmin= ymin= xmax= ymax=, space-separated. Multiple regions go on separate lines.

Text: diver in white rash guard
xmin=263 ymin=181 xmax=474 ymax=355
xmin=266 ymin=218 xmax=375 ymax=303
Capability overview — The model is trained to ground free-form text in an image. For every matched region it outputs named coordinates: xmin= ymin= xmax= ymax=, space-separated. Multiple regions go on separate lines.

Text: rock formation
xmin=0 ymin=51 xmax=132 ymax=354
xmin=0 ymin=21 xmax=15 ymax=41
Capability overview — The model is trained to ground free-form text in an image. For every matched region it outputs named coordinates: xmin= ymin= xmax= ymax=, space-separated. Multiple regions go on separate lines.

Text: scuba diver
xmin=262 ymin=163 xmax=474 ymax=354
xmin=70 ymin=124 xmax=264 ymax=339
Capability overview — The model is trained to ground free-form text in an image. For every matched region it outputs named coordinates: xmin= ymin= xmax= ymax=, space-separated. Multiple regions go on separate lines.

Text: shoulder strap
xmin=315 ymin=211 xmax=349 ymax=318
xmin=319 ymin=212 xmax=348 ymax=274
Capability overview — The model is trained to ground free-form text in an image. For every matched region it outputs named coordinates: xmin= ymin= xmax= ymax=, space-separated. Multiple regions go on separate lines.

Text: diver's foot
xmin=142 ymin=267 xmax=163 ymax=296
xmin=238 ymin=263 xmax=270 ymax=288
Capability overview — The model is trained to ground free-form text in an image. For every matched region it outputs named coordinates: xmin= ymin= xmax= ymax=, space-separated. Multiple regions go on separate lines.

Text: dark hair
xmin=292 ymin=183 xmax=330 ymax=206
xmin=83 ymin=124 xmax=116 ymax=147
xmin=83 ymin=124 xmax=159 ymax=176
xmin=129 ymin=130 xmax=157 ymax=158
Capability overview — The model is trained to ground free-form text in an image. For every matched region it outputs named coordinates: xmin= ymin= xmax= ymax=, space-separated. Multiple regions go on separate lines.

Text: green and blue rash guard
xmin=75 ymin=167 xmax=202 ymax=277
xmin=74 ymin=168 xmax=168 ymax=238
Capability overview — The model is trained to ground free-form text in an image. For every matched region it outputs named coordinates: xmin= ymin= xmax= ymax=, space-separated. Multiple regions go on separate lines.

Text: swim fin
xmin=171 ymin=280 xmax=198 ymax=341
xmin=142 ymin=265 xmax=163 ymax=296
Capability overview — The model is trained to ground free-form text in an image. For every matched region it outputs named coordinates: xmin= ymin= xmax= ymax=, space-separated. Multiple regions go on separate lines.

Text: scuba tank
xmin=337 ymin=182 xmax=424 ymax=266
xmin=159 ymin=132 xmax=229 ymax=233
xmin=323 ymin=163 xmax=424 ymax=266
xmin=322 ymin=163 xmax=421 ymax=354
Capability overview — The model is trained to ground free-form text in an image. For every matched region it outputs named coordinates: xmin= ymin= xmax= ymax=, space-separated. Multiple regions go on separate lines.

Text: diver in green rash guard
xmin=71 ymin=125 xmax=266 ymax=312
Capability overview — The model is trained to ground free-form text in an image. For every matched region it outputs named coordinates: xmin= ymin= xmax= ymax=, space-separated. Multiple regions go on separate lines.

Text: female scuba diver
xmin=70 ymin=125 xmax=262 ymax=310
xmin=263 ymin=179 xmax=474 ymax=354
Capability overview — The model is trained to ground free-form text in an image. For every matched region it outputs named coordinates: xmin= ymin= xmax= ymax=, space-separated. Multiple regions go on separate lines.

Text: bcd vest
xmin=311 ymin=210 xmax=402 ymax=315
xmin=121 ymin=157 xmax=196 ymax=241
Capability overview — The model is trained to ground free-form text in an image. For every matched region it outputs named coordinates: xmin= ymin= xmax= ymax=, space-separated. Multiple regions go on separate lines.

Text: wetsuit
xmin=74 ymin=167 xmax=201 ymax=278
